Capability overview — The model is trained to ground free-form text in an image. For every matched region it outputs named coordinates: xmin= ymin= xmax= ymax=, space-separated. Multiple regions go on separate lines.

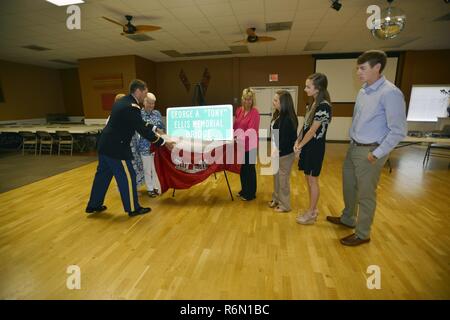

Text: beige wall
xmin=238 ymin=55 xmax=315 ymax=116
xmin=78 ymin=55 xmax=137 ymax=119
xmin=0 ymin=60 xmax=65 ymax=121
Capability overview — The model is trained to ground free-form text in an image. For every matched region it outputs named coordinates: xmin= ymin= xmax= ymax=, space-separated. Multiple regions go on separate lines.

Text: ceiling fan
xmin=234 ymin=28 xmax=276 ymax=44
xmin=102 ymin=15 xmax=161 ymax=35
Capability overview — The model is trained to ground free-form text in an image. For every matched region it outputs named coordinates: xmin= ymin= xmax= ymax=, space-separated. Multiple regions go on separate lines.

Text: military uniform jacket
xmin=98 ymin=94 xmax=164 ymax=160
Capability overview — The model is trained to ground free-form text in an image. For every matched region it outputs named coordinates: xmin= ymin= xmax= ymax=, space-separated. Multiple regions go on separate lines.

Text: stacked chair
xmin=55 ymin=131 xmax=74 ymax=156
xmin=18 ymin=131 xmax=38 ymax=155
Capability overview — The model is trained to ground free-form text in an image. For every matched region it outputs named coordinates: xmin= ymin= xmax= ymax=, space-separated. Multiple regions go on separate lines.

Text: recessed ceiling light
xmin=46 ymin=0 xmax=84 ymax=6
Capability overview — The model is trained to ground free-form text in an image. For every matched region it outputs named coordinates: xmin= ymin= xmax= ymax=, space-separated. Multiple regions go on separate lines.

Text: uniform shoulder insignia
xmin=131 ymin=103 xmax=141 ymax=109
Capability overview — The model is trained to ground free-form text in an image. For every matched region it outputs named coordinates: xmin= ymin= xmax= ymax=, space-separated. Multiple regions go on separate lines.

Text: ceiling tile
xmin=265 ymin=0 xmax=298 ymax=13
xmin=200 ymin=3 xmax=234 ymax=17
xmin=0 ymin=0 xmax=447 ymax=68
xmin=162 ymin=0 xmax=196 ymax=9
xmin=231 ymin=0 xmax=265 ymax=15
xmin=265 ymin=11 xmax=296 ymax=23
xmin=170 ymin=6 xmax=205 ymax=20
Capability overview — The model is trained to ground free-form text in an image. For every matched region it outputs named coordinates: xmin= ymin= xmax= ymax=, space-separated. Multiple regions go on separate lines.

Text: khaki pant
xmin=272 ymin=153 xmax=295 ymax=211
xmin=340 ymin=144 xmax=388 ymax=239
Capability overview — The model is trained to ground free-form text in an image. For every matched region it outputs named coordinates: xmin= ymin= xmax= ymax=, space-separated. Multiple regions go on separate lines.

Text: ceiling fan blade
xmin=135 ymin=25 xmax=161 ymax=33
xmin=246 ymin=28 xmax=256 ymax=37
xmin=258 ymin=36 xmax=276 ymax=42
xmin=102 ymin=16 xmax=125 ymax=28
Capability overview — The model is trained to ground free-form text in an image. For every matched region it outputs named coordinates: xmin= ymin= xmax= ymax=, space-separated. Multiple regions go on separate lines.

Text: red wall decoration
xmin=101 ymin=93 xmax=117 ymax=110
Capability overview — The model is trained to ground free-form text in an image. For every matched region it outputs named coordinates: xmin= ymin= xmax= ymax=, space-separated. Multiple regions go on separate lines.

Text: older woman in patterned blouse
xmin=138 ymin=92 xmax=165 ymax=197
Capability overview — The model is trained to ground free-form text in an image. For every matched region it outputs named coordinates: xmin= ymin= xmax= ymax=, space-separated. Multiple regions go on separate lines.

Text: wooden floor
xmin=0 ymin=143 xmax=449 ymax=299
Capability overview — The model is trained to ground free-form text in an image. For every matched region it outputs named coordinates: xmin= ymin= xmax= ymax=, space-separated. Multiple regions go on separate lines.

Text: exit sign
xmin=269 ymin=74 xmax=279 ymax=82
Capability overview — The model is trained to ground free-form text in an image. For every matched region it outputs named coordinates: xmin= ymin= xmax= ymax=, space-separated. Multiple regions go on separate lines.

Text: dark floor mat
xmin=0 ymin=151 xmax=97 ymax=193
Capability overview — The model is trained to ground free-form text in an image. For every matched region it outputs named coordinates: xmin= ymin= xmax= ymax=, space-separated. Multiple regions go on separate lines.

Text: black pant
xmin=87 ymin=154 xmax=140 ymax=213
xmin=240 ymin=150 xmax=257 ymax=199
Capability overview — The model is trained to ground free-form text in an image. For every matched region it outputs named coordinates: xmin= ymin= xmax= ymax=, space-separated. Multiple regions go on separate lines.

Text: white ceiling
xmin=0 ymin=0 xmax=449 ymax=68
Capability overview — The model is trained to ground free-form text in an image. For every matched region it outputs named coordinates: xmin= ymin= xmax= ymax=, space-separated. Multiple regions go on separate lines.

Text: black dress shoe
xmin=326 ymin=216 xmax=355 ymax=229
xmin=85 ymin=205 xmax=107 ymax=214
xmin=340 ymin=233 xmax=371 ymax=246
xmin=128 ymin=207 xmax=151 ymax=217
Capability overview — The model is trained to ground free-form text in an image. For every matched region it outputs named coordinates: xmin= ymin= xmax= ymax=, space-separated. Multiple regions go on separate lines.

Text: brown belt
xmin=351 ymin=139 xmax=379 ymax=147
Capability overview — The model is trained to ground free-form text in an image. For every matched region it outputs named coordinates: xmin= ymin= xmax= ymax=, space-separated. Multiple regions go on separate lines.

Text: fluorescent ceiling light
xmin=46 ymin=0 xmax=84 ymax=6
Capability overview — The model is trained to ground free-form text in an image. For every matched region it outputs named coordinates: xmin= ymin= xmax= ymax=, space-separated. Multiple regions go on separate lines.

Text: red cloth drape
xmin=153 ymin=142 xmax=241 ymax=194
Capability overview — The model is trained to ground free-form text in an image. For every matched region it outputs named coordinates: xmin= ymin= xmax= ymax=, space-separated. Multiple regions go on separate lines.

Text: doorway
xmin=250 ymin=86 xmax=298 ymax=136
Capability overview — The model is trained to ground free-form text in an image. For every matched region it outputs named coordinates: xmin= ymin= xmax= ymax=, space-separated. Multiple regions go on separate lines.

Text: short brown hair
xmin=129 ymin=79 xmax=147 ymax=94
xmin=357 ymin=50 xmax=387 ymax=73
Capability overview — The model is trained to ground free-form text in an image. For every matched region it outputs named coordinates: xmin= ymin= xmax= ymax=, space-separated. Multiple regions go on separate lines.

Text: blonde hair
xmin=241 ymin=88 xmax=256 ymax=108
xmin=114 ymin=93 xmax=126 ymax=102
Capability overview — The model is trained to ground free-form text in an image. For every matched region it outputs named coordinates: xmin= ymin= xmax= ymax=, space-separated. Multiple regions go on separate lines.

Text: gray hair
xmin=145 ymin=92 xmax=156 ymax=102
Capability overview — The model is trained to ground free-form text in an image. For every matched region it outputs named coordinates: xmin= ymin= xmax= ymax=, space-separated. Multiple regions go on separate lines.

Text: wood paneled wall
xmin=78 ymin=55 xmax=137 ymax=119
xmin=155 ymin=58 xmax=234 ymax=113
xmin=399 ymin=50 xmax=450 ymax=107
xmin=60 ymin=68 xmax=83 ymax=116
xmin=0 ymin=60 xmax=65 ymax=121
xmin=2 ymin=50 xmax=449 ymax=121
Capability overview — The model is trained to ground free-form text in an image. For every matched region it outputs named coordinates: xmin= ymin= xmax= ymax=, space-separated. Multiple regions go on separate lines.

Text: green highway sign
xmin=166 ymin=104 xmax=233 ymax=141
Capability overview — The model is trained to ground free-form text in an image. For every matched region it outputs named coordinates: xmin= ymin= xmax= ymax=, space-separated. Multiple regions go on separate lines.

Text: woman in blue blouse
xmin=138 ymin=92 xmax=165 ymax=197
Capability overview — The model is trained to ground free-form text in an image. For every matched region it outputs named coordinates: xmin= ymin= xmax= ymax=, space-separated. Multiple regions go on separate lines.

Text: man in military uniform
xmin=86 ymin=79 xmax=175 ymax=217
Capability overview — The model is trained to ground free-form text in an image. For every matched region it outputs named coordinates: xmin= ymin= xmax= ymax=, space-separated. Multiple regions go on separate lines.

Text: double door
xmin=250 ymin=86 xmax=298 ymax=138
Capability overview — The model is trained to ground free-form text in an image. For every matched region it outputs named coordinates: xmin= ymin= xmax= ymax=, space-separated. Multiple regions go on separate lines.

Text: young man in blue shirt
xmin=327 ymin=50 xmax=407 ymax=246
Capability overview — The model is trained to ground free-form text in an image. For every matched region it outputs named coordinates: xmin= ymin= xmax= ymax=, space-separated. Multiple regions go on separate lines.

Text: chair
xmin=55 ymin=131 xmax=73 ymax=156
xmin=423 ymin=123 xmax=450 ymax=167
xmin=18 ymin=131 xmax=38 ymax=155
xmin=36 ymin=131 xmax=53 ymax=155
xmin=423 ymin=142 xmax=450 ymax=167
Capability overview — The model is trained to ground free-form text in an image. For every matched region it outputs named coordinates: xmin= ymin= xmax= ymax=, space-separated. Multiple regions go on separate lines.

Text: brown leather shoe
xmin=326 ymin=216 xmax=354 ymax=229
xmin=340 ymin=233 xmax=370 ymax=246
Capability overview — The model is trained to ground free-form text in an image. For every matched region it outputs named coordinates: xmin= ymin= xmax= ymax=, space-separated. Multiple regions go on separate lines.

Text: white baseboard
xmin=68 ymin=116 xmax=84 ymax=123
xmin=0 ymin=118 xmax=46 ymax=125
xmin=406 ymin=121 xmax=437 ymax=132
xmin=297 ymin=116 xmax=351 ymax=141
xmin=326 ymin=117 xmax=352 ymax=141
xmin=84 ymin=118 xmax=108 ymax=125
